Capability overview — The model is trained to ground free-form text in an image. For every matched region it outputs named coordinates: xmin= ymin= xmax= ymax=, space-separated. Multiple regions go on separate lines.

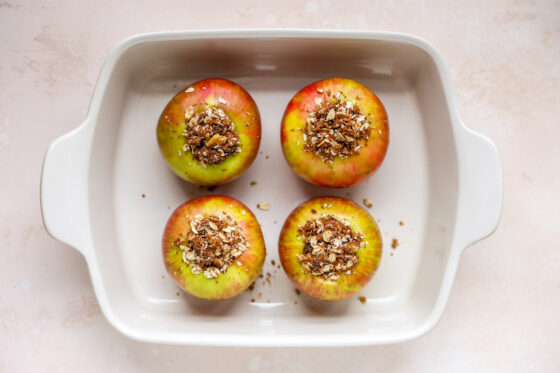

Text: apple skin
xmin=162 ymin=195 xmax=266 ymax=300
xmin=281 ymin=78 xmax=389 ymax=188
xmin=278 ymin=196 xmax=382 ymax=301
xmin=157 ymin=78 xmax=261 ymax=186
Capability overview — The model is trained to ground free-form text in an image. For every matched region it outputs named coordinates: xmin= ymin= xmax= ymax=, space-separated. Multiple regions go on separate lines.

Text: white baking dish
xmin=40 ymin=30 xmax=502 ymax=346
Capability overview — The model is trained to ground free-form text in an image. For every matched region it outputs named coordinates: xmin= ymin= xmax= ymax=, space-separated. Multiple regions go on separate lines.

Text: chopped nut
xmin=358 ymin=296 xmax=367 ymax=304
xmin=217 ymin=97 xmax=228 ymax=105
xmin=205 ymin=134 xmax=227 ymax=147
xmin=257 ymin=203 xmax=270 ymax=211
xmin=391 ymin=238 xmax=399 ymax=249
xmin=363 ymin=198 xmax=373 ymax=208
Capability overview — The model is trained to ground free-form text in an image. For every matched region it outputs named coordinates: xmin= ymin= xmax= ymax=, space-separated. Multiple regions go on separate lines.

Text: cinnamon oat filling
xmin=176 ymin=213 xmax=249 ymax=279
xmin=182 ymin=104 xmax=241 ymax=167
xmin=297 ymin=215 xmax=364 ymax=280
xmin=303 ymin=90 xmax=372 ymax=162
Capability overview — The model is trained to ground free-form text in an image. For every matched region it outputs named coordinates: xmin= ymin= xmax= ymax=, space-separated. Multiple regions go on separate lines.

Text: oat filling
xmin=176 ymin=213 xmax=249 ymax=279
xmin=182 ymin=105 xmax=241 ymax=167
xmin=303 ymin=90 xmax=372 ymax=162
xmin=296 ymin=215 xmax=363 ymax=280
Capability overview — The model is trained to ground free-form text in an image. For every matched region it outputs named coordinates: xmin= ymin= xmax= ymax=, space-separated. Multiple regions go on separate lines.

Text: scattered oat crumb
xmin=266 ymin=300 xmax=270 ymax=303
xmin=185 ymin=87 xmax=194 ymax=93
xmin=265 ymin=155 xmax=269 ymax=159
xmin=391 ymin=238 xmax=399 ymax=249
xmin=257 ymin=202 xmax=270 ymax=210
xmin=217 ymin=97 xmax=228 ymax=105
xmin=251 ymin=298 xmax=255 ymax=302
xmin=257 ymin=292 xmax=262 ymax=298
xmin=294 ymin=301 xmax=298 ymax=305
xmin=258 ymin=274 xmax=263 ymax=279
xmin=176 ymin=292 xmax=180 ymax=296
xmin=142 ymin=194 xmax=146 ymax=198
xmin=390 ymin=252 xmax=394 ymax=256
xmin=358 ymin=296 xmax=367 ymax=304
xmin=271 ymin=260 xmax=276 ymax=266
xmin=311 ymin=208 xmax=317 ymax=214
xmin=167 ymin=206 xmax=171 ymax=210
xmin=277 ymin=264 xmax=281 ymax=269
xmin=250 ymin=181 xmax=257 ymax=186
xmin=161 ymin=275 xmax=164 ymax=279
xmin=363 ymin=198 xmax=373 ymax=208
xmin=248 ymin=282 xmax=255 ymax=291
xmin=274 ymin=220 xmax=277 ymax=224
xmin=399 ymin=221 xmax=404 ymax=226
xmin=295 ymin=289 xmax=301 ymax=296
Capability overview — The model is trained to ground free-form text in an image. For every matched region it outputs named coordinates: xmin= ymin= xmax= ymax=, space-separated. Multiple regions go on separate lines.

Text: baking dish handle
xmin=40 ymin=123 xmax=91 ymax=258
xmin=455 ymin=126 xmax=503 ymax=249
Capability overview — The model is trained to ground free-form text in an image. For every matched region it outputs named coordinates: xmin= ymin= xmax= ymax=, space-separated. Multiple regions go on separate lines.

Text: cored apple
xmin=162 ymin=195 xmax=266 ymax=300
xmin=157 ymin=78 xmax=261 ymax=186
xmin=281 ymin=78 xmax=389 ymax=188
xmin=278 ymin=196 xmax=382 ymax=301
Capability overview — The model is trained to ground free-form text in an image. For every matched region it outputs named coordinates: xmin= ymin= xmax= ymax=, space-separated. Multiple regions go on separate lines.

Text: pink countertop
xmin=1 ymin=0 xmax=559 ymax=371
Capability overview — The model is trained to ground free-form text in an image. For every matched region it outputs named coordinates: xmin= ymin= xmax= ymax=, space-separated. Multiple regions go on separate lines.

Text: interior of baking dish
xmin=86 ymin=34 xmax=460 ymax=345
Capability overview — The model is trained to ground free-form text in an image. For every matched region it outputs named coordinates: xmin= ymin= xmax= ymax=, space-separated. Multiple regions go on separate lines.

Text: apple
xmin=281 ymin=77 xmax=389 ymax=188
xmin=157 ymin=78 xmax=261 ymax=186
xmin=162 ymin=195 xmax=266 ymax=300
xmin=278 ymin=196 xmax=382 ymax=301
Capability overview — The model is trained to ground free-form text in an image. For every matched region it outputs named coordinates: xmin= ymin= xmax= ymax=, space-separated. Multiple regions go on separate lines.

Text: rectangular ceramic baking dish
xmin=40 ymin=30 xmax=502 ymax=346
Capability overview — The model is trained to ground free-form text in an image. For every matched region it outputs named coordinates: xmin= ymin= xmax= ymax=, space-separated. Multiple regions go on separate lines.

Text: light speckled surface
xmin=1 ymin=0 xmax=559 ymax=371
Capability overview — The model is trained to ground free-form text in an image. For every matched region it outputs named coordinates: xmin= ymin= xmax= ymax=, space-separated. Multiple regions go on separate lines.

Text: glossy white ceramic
xmin=40 ymin=30 xmax=502 ymax=346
